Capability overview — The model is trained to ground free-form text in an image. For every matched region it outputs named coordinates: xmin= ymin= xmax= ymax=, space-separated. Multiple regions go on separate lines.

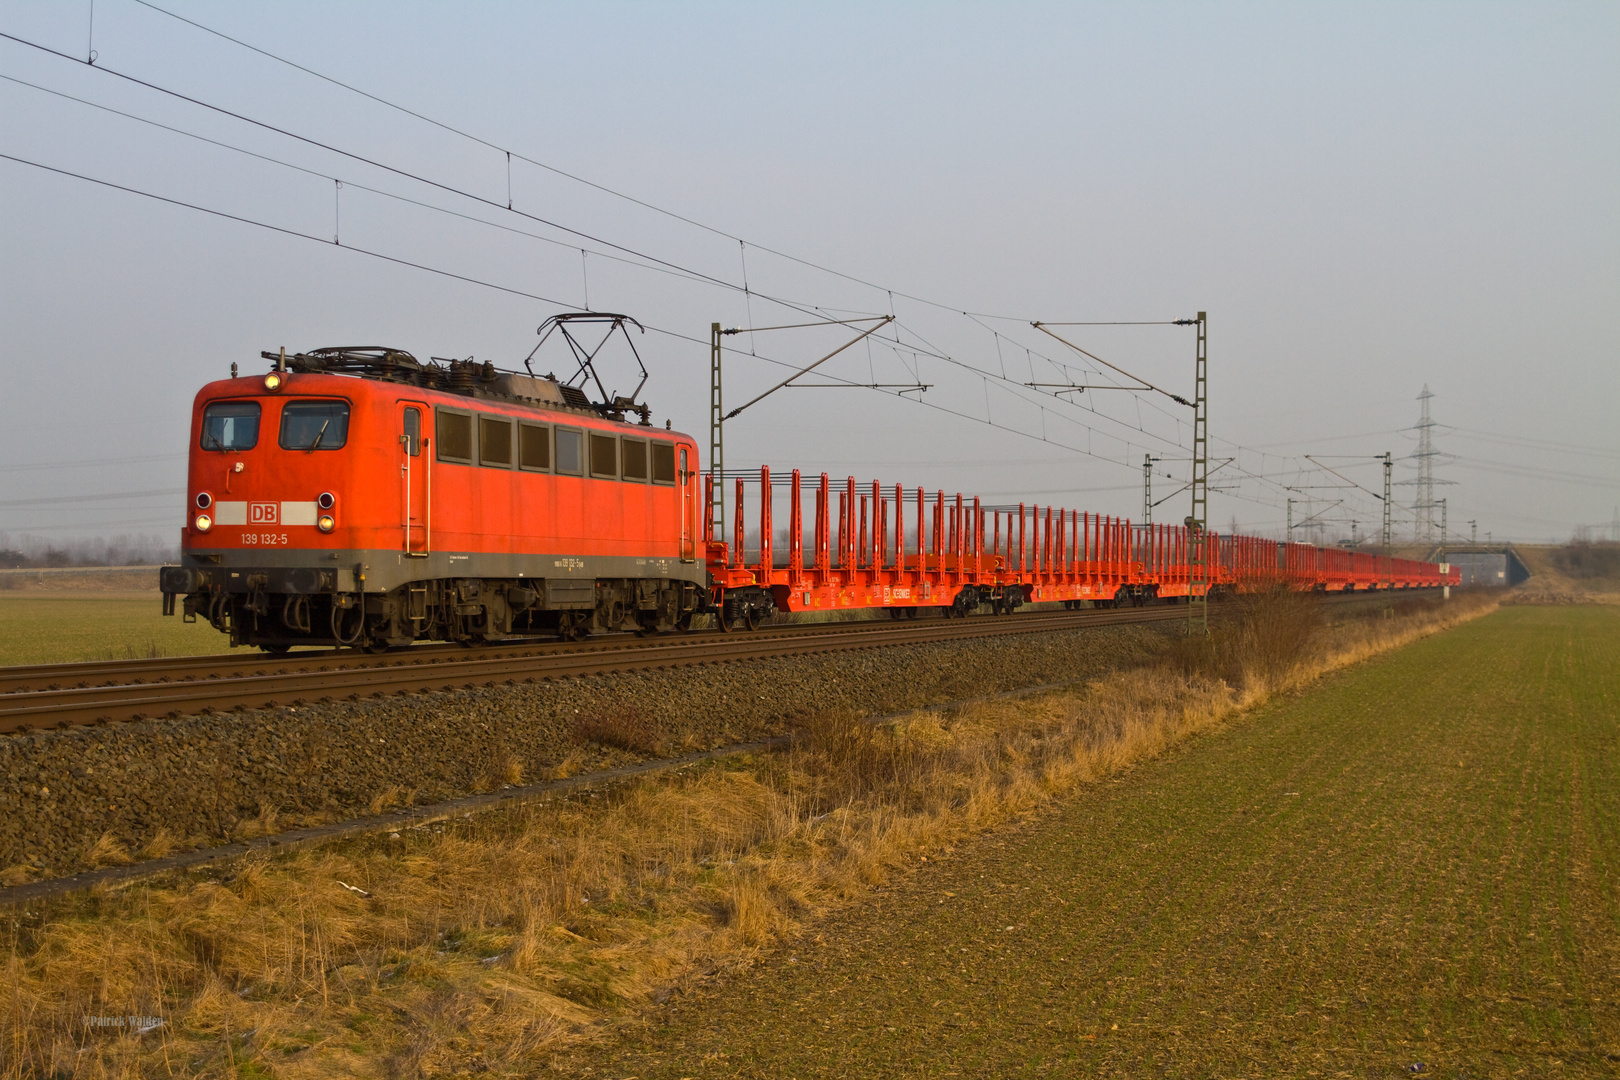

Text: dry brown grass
xmin=1 ymin=591 xmax=1497 ymax=1079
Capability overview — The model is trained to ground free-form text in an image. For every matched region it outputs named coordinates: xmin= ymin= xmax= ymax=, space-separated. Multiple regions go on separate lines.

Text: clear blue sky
xmin=2 ymin=0 xmax=1616 ymax=544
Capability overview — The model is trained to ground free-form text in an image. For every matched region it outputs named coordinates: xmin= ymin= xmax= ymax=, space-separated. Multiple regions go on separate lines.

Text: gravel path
xmin=1 ymin=622 xmax=1168 ymax=879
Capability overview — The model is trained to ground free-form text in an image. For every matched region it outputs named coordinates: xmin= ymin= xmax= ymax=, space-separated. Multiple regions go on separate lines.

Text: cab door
xmin=679 ymin=446 xmax=695 ymax=562
xmin=400 ymin=403 xmax=430 ymax=555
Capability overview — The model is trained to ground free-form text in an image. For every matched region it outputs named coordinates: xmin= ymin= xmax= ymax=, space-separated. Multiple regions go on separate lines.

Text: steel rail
xmin=0 ymin=590 xmax=1426 ymax=734
xmin=0 ymin=606 xmax=1190 ymax=733
xmin=0 ymin=608 xmax=1099 ymax=695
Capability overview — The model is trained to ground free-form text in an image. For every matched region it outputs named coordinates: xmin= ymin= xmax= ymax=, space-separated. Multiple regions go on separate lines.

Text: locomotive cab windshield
xmin=280 ymin=400 xmax=350 ymax=450
xmin=200 ymin=401 xmax=260 ymax=451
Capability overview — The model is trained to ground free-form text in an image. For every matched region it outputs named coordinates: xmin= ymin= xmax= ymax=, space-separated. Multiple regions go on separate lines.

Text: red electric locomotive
xmin=160 ymin=315 xmax=708 ymax=651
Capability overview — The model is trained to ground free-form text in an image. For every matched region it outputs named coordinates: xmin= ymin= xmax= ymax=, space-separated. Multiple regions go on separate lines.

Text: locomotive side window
xmin=403 ymin=408 xmax=421 ymax=457
xmin=479 ymin=416 xmax=513 ymax=468
xmin=555 ymin=428 xmax=583 ymax=475
xmin=589 ymin=434 xmax=618 ymax=479
xmin=279 ymin=400 xmax=350 ymax=450
xmin=519 ymin=423 xmax=551 ymax=471
xmin=622 ymin=438 xmax=648 ymax=482
xmin=200 ymin=401 xmax=261 ymax=451
xmin=651 ymin=442 xmax=677 ymax=485
xmin=435 ymin=409 xmax=473 ymax=463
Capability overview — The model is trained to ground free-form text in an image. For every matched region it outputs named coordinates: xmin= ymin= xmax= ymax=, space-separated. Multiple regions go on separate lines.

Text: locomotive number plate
xmin=242 ymin=533 xmax=290 ymax=546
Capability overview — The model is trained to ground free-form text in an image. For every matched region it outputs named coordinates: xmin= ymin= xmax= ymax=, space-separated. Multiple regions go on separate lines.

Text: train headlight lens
xmin=263 ymin=371 xmax=283 ymax=392
xmin=194 ymin=513 xmax=213 ymax=533
xmin=195 ymin=492 xmax=212 ymax=509
xmin=317 ymin=491 xmax=335 ymax=510
xmin=317 ymin=514 xmax=336 ymax=533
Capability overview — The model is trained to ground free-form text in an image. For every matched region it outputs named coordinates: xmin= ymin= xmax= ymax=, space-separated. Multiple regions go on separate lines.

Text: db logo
xmin=249 ymin=502 xmax=279 ymax=525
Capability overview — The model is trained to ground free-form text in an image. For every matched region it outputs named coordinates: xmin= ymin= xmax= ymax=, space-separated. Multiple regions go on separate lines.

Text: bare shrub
xmin=574 ymin=708 xmax=668 ymax=756
xmin=1168 ymin=585 xmax=1323 ymax=689
xmin=1553 ymin=540 xmax=1620 ymax=581
xmin=1230 ymin=585 xmax=1323 ymax=683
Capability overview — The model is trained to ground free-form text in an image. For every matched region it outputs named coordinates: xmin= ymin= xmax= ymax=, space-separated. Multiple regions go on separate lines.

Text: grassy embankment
xmin=1512 ymin=542 xmax=1620 ymax=605
xmin=2 ymin=589 xmax=1500 ymax=1078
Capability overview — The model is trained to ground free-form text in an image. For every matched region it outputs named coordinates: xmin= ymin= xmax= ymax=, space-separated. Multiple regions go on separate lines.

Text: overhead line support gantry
xmin=1031 ymin=311 xmax=1207 ymax=634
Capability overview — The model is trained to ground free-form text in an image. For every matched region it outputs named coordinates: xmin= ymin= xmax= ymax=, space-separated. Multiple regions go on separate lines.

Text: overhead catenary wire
xmin=0 ymin=21 xmax=1371 ymax=520
xmin=2 ymin=12 xmax=1314 ymax=494
xmin=0 ymin=70 xmax=801 ymax=300
xmin=125 ymin=0 xmax=1062 ymax=326
xmin=0 ymin=152 xmax=1228 ymax=495
xmin=0 ymin=28 xmax=835 ymax=327
xmin=0 ymin=26 xmax=1308 ymax=499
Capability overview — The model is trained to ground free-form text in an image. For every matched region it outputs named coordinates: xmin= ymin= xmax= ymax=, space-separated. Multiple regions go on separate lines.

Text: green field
xmin=583 ymin=606 xmax=1620 ymax=1078
xmin=0 ymin=592 xmax=240 ymax=665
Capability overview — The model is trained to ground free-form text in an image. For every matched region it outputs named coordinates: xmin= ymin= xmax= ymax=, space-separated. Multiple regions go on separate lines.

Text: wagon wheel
xmin=715 ymin=605 xmax=733 ymax=633
xmin=906 ymin=606 xmax=919 ymax=619
xmin=744 ymin=605 xmax=763 ymax=632
xmin=260 ymin=643 xmax=291 ymax=655
xmin=889 ymin=608 xmax=904 ymax=620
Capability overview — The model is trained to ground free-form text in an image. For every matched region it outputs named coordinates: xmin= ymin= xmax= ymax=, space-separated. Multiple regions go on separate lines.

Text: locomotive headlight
xmin=263 ymin=371 xmax=283 ymax=392
xmin=317 ymin=491 xmax=336 ymax=510
xmin=195 ymin=492 xmax=212 ymax=509
xmin=194 ymin=513 xmax=213 ymax=533
xmin=317 ymin=514 xmax=336 ymax=533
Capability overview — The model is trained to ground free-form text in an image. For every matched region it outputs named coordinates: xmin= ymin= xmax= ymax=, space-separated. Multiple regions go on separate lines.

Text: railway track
xmin=0 ymin=590 xmax=1423 ymax=735
xmin=0 ymin=605 xmax=1192 ymax=734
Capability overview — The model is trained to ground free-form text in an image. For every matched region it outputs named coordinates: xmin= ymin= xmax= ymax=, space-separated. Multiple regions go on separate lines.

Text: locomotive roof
xmin=258 ymin=345 xmax=652 ymax=426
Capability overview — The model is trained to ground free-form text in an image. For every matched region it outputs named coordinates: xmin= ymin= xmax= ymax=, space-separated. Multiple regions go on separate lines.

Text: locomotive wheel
xmin=676 ymin=611 xmax=695 ymax=633
xmin=260 ymin=643 xmax=291 ymax=655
